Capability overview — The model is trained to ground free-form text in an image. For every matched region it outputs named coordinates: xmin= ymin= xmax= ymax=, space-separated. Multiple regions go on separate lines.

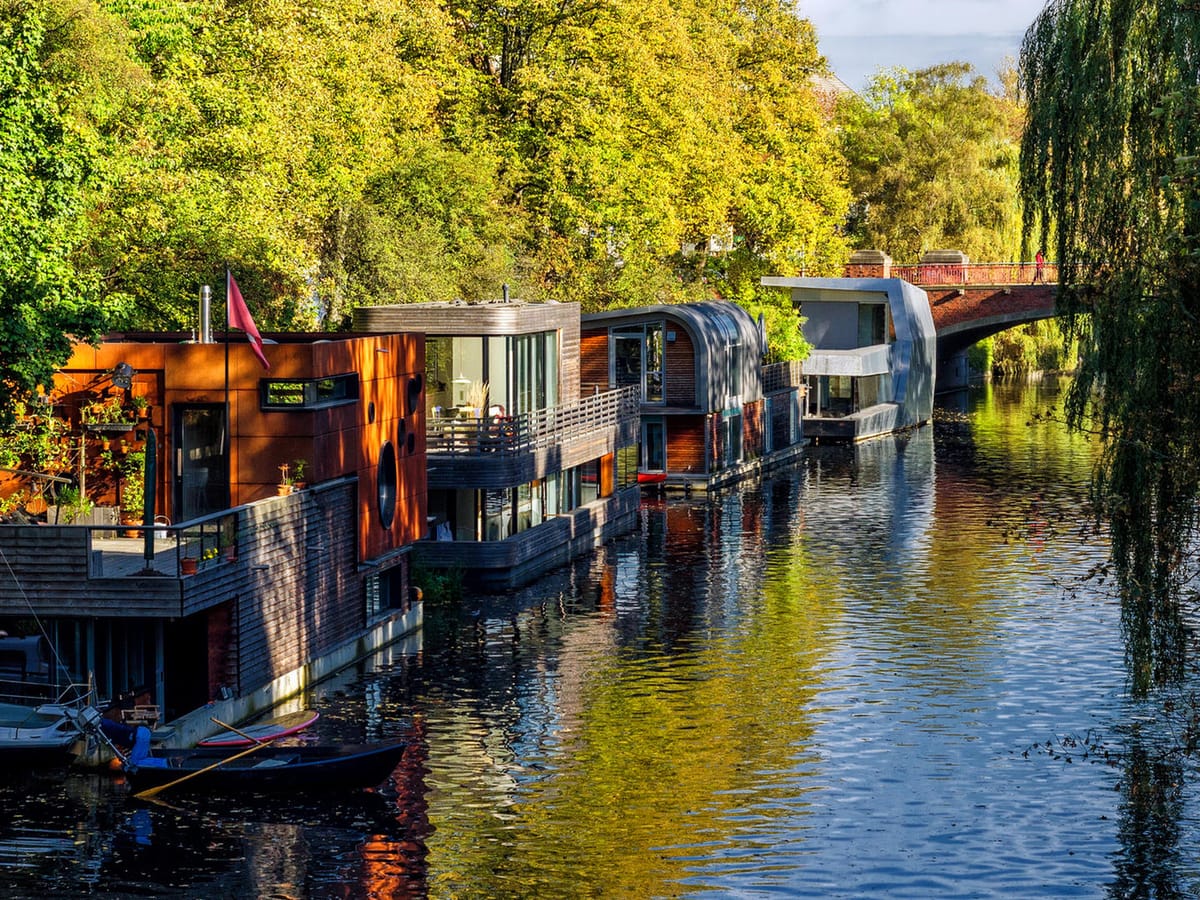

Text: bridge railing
xmin=890 ymin=263 xmax=1058 ymax=286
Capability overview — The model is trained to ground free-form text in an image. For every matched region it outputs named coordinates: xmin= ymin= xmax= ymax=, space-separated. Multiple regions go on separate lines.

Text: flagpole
xmin=224 ymin=267 xmax=232 ymax=509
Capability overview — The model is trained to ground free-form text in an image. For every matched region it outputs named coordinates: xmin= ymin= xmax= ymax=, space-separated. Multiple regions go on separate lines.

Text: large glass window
xmin=261 ymin=374 xmax=358 ymax=410
xmin=612 ymin=323 xmax=663 ymax=403
xmin=426 ymin=332 xmax=558 ymax=418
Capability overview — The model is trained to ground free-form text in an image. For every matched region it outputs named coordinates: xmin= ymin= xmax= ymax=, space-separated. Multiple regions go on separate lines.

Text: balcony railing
xmin=427 ymin=386 xmax=640 ymax=457
xmin=890 ymin=263 xmax=1058 ymax=286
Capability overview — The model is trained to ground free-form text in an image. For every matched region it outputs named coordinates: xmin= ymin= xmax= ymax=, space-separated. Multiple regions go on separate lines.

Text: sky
xmin=801 ymin=0 xmax=1051 ymax=91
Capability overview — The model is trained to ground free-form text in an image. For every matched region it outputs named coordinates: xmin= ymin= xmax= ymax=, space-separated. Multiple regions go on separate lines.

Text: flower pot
xmin=180 ymin=557 xmax=198 ymax=576
xmin=277 ymin=484 xmax=292 ymax=496
xmin=223 ymin=545 xmax=237 ymax=563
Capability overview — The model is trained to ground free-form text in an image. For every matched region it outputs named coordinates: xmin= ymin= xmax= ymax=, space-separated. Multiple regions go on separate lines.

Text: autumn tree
xmin=838 ymin=62 xmax=1022 ymax=263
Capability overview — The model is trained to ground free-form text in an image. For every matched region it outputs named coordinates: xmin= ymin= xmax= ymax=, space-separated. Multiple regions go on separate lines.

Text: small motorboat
xmin=123 ymin=740 xmax=409 ymax=795
xmin=198 ymin=709 xmax=320 ymax=747
xmin=0 ymin=700 xmax=83 ymax=766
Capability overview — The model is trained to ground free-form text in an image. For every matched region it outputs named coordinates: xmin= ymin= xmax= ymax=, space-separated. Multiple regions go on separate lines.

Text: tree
xmin=0 ymin=0 xmax=121 ymax=423
xmin=1020 ymin=1 xmax=1200 ymax=687
xmin=838 ymin=62 xmax=1023 ymax=263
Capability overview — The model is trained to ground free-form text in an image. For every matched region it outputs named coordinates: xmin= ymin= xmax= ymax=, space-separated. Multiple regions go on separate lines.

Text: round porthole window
xmin=406 ymin=375 xmax=423 ymax=416
xmin=377 ymin=441 xmax=397 ymax=529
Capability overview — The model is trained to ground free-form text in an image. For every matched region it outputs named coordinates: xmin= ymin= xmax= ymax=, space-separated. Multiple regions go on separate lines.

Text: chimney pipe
xmin=199 ymin=284 xmax=212 ymax=343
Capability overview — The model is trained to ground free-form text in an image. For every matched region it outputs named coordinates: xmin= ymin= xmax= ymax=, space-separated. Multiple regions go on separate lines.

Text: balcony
xmin=426 ymin=386 xmax=640 ymax=488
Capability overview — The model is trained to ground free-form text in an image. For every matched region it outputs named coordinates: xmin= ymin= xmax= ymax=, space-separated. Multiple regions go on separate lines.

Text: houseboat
xmin=580 ymin=301 xmax=806 ymax=491
xmin=760 ymin=277 xmax=936 ymax=443
xmin=354 ymin=297 xmax=641 ymax=591
xmin=0 ymin=328 xmax=425 ymax=735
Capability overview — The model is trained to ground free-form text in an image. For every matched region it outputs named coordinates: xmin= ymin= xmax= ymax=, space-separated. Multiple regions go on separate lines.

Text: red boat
xmin=637 ymin=471 xmax=667 ymax=485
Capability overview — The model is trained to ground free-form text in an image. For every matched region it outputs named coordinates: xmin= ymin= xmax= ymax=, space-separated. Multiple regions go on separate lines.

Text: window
xmin=612 ymin=323 xmax=664 ymax=402
xmin=377 ymin=442 xmax=397 ymax=529
xmin=262 ymin=374 xmax=358 ymax=410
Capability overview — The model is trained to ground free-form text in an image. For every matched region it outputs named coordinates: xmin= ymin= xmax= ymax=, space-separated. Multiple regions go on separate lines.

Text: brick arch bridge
xmin=845 ymin=256 xmax=1059 ymax=390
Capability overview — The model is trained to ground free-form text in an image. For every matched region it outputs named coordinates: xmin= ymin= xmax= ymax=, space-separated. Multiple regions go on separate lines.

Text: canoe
xmin=198 ymin=709 xmax=320 ymax=747
xmin=125 ymin=740 xmax=408 ymax=794
xmin=637 ymin=471 xmax=667 ymax=484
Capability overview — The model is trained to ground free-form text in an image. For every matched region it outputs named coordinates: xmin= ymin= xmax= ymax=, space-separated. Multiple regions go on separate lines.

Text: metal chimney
xmin=199 ymin=285 xmax=212 ymax=343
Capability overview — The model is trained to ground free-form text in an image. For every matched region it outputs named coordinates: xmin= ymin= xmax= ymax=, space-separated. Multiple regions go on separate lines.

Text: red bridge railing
xmin=887 ymin=263 xmax=1058 ymax=286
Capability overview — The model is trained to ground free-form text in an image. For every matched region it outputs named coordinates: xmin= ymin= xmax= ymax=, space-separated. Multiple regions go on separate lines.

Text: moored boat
xmin=0 ymin=700 xmax=83 ymax=766
xmin=123 ymin=740 xmax=409 ymax=794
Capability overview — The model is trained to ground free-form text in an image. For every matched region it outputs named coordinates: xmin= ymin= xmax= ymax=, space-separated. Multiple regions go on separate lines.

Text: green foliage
xmin=0 ymin=0 xmax=116 ymax=423
xmin=838 ymin=62 xmax=1023 ymax=263
xmin=988 ymin=320 xmax=1075 ymax=377
xmin=1020 ymin=0 xmax=1200 ymax=686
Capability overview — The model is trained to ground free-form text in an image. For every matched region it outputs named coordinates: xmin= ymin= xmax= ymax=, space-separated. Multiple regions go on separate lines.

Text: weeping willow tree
xmin=1020 ymin=1 xmax=1200 ymax=689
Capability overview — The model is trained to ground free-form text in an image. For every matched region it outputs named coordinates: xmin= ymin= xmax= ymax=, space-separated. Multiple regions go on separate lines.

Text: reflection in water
xmin=2 ymin=379 xmax=1200 ymax=896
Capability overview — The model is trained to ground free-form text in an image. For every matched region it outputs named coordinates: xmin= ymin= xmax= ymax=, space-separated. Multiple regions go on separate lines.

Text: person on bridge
xmin=1032 ymin=250 xmax=1046 ymax=284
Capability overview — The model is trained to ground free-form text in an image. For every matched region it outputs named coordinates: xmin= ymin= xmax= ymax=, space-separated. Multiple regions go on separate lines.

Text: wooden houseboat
xmin=354 ymin=297 xmax=641 ymax=590
xmin=580 ymin=301 xmax=806 ymax=491
xmin=0 ymin=330 xmax=425 ymax=726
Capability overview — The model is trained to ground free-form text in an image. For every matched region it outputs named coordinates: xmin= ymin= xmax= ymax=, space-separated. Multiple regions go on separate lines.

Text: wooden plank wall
xmin=579 ymin=329 xmax=610 ymax=395
xmin=665 ymin=332 xmax=697 ymax=408
xmin=666 ymin=415 xmax=708 ymax=475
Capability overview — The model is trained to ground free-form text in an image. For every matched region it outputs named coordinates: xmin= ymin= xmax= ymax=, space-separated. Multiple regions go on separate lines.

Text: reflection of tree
xmin=1109 ymin=738 xmax=1186 ymax=899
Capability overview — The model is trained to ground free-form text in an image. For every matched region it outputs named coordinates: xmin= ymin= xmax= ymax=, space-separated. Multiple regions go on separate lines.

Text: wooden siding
xmin=665 ymin=332 xmax=697 ymax=408
xmin=666 ymin=415 xmax=708 ymax=475
xmin=744 ymin=399 xmax=764 ymax=459
xmin=579 ymin=329 xmax=610 ymax=395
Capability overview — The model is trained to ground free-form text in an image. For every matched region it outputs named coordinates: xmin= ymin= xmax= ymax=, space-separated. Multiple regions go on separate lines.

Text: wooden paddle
xmin=210 ymin=716 xmax=264 ymax=745
xmin=133 ymin=733 xmax=282 ymax=800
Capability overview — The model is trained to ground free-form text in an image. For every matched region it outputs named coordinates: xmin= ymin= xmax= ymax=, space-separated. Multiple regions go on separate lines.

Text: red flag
xmin=227 ymin=272 xmax=270 ymax=370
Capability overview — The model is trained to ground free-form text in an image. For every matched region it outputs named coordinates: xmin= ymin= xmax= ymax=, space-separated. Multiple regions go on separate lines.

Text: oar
xmin=210 ymin=716 xmax=264 ymax=745
xmin=133 ymin=734 xmax=281 ymax=800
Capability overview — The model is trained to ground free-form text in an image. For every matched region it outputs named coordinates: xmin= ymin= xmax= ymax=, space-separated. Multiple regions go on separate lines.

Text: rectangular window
xmin=261 ymin=373 xmax=358 ymax=410
xmin=612 ymin=323 xmax=664 ymax=403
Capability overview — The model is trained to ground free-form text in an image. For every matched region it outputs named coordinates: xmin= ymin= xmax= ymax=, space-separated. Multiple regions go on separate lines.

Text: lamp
xmin=111 ymin=362 xmax=134 ymax=390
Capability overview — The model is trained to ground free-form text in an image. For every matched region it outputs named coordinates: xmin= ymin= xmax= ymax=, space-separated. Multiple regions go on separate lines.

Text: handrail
xmin=427 ymin=386 xmax=640 ymax=457
xmin=888 ymin=262 xmax=1059 ymax=286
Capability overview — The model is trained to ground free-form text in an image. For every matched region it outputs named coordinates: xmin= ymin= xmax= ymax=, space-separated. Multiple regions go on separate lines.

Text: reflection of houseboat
xmin=760 ymin=277 xmax=936 ymax=443
xmin=581 ymin=301 xmax=806 ymax=491
xmin=355 ymin=297 xmax=641 ymax=590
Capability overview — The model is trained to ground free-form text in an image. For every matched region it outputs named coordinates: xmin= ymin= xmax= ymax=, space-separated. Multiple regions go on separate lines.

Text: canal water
xmin=2 ymin=377 xmax=1198 ymax=898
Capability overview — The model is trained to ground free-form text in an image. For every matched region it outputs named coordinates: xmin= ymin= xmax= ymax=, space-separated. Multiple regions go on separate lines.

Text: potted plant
xmin=129 ymin=395 xmax=150 ymax=421
xmin=119 ymin=449 xmax=146 ymax=529
xmin=277 ymin=463 xmax=293 ymax=495
xmin=81 ymin=395 xmax=134 ymax=433
xmin=291 ymin=458 xmax=308 ymax=490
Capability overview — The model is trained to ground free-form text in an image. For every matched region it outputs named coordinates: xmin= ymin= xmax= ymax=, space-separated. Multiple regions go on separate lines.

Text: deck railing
xmin=427 ymin=385 xmax=641 ymax=457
